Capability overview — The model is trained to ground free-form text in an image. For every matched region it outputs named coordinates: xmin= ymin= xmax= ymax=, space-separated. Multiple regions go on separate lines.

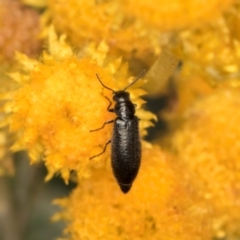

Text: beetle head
xmin=113 ymin=91 xmax=130 ymax=102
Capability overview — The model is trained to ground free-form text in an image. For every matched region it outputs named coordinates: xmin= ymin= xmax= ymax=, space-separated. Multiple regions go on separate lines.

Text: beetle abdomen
xmin=111 ymin=116 xmax=141 ymax=193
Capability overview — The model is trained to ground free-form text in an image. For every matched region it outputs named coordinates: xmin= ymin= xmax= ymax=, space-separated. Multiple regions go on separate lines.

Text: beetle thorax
xmin=113 ymin=91 xmax=130 ymax=102
xmin=113 ymin=91 xmax=135 ymax=120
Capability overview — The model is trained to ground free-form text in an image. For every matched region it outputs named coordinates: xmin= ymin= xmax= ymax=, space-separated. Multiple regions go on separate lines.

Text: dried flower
xmin=0 ymin=0 xmax=41 ymax=68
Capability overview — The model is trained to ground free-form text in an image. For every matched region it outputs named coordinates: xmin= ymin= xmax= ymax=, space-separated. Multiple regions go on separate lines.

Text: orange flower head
xmin=172 ymin=86 xmax=240 ymax=239
xmin=42 ymin=0 xmax=161 ymax=68
xmin=172 ymin=2 xmax=240 ymax=87
xmin=4 ymin=28 xmax=155 ymax=183
xmin=53 ymin=146 xmax=212 ymax=240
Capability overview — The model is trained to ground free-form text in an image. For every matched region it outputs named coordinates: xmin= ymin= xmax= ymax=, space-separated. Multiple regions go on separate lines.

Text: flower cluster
xmin=172 ymin=1 xmax=240 ymax=90
xmin=171 ymin=86 xmax=240 ymax=239
xmin=4 ymin=29 xmax=155 ymax=183
xmin=53 ymin=146 xmax=211 ymax=240
xmin=121 ymin=0 xmax=234 ymax=30
xmin=41 ymin=0 xmax=160 ymax=70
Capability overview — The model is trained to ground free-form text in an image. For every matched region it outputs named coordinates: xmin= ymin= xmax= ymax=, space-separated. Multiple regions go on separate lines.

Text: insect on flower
xmin=90 ymin=70 xmax=146 ymax=193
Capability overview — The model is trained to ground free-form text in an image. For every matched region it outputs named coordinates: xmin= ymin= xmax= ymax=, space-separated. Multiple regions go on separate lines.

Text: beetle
xmin=90 ymin=70 xmax=146 ymax=193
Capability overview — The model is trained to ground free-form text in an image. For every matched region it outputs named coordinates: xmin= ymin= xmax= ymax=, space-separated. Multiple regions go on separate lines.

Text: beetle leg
xmin=104 ymin=96 xmax=114 ymax=112
xmin=90 ymin=139 xmax=111 ymax=160
xmin=90 ymin=119 xmax=114 ymax=132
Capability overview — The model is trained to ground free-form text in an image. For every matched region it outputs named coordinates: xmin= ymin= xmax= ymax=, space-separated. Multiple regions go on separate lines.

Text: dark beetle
xmin=90 ymin=70 xmax=145 ymax=193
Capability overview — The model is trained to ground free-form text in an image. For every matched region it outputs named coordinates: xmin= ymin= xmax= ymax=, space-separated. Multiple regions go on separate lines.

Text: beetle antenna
xmin=96 ymin=74 xmax=115 ymax=92
xmin=123 ymin=69 xmax=146 ymax=91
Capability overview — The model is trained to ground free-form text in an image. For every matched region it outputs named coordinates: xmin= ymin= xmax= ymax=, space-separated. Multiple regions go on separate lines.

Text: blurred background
xmin=1 ymin=0 xmax=240 ymax=239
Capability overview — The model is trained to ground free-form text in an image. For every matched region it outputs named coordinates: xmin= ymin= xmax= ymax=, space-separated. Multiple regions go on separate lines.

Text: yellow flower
xmin=53 ymin=146 xmax=212 ymax=240
xmin=3 ymin=28 xmax=155 ymax=183
xmin=41 ymin=0 xmax=234 ymax=74
xmin=151 ymin=2 xmax=240 ymax=126
xmin=172 ymin=2 xmax=240 ymax=87
xmin=122 ymin=0 xmax=234 ymax=30
xmin=42 ymin=0 xmax=161 ymax=69
xmin=171 ymin=86 xmax=240 ymax=239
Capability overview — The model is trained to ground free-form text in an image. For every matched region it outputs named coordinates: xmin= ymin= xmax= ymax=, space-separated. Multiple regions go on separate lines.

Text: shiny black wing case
xmin=111 ymin=116 xmax=141 ymax=192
